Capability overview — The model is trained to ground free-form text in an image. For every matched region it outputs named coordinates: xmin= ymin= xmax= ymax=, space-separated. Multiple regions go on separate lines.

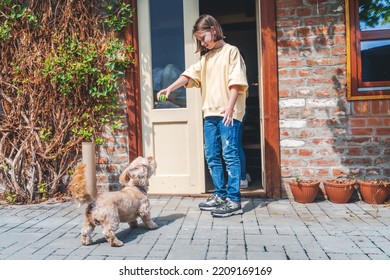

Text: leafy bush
xmin=0 ymin=0 xmax=134 ymax=203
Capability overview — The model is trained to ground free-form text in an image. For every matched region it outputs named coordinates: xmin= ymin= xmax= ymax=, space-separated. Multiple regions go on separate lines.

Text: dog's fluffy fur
xmin=68 ymin=156 xmax=158 ymax=247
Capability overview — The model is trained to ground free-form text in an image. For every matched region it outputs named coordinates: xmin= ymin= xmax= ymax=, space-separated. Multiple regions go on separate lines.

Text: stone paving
xmin=0 ymin=196 xmax=389 ymax=260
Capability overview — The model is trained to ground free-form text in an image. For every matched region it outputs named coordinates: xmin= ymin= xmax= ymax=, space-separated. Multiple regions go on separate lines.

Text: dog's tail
xmin=68 ymin=164 xmax=94 ymax=205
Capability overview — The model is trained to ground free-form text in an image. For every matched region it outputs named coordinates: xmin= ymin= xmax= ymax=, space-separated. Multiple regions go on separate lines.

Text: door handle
xmin=251 ymin=82 xmax=259 ymax=87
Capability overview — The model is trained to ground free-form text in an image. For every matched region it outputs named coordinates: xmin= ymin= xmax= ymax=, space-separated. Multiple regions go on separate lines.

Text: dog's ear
xmin=120 ymin=156 xmax=146 ymax=185
xmin=146 ymin=156 xmax=157 ymax=177
xmin=119 ymin=166 xmax=131 ymax=185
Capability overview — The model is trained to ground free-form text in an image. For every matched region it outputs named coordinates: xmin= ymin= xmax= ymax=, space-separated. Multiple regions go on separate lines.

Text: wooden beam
xmin=260 ymin=0 xmax=281 ymax=198
xmin=124 ymin=0 xmax=143 ymax=161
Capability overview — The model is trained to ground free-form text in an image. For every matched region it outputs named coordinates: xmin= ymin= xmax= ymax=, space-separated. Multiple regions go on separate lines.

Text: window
xmin=346 ymin=0 xmax=390 ymax=100
xmin=150 ymin=0 xmax=186 ymax=109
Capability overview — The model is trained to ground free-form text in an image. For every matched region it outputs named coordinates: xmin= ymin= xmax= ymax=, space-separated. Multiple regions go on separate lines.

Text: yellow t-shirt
xmin=181 ymin=43 xmax=248 ymax=122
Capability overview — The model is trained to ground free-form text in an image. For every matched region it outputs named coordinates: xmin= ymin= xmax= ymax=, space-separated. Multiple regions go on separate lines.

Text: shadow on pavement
xmin=90 ymin=213 xmax=186 ymax=246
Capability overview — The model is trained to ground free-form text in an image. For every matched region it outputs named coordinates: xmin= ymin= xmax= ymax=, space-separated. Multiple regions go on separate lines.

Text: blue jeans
xmin=204 ymin=117 xmax=241 ymax=203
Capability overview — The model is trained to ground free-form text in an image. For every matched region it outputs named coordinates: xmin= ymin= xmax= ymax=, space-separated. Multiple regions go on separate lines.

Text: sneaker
xmin=240 ymin=179 xmax=249 ymax=189
xmin=246 ymin=173 xmax=251 ymax=183
xmin=199 ymin=195 xmax=225 ymax=211
xmin=211 ymin=198 xmax=243 ymax=217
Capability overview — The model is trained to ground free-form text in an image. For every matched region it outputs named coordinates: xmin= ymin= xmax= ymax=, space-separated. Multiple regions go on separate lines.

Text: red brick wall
xmin=96 ymin=91 xmax=130 ymax=193
xmin=276 ymin=0 xmax=390 ymax=196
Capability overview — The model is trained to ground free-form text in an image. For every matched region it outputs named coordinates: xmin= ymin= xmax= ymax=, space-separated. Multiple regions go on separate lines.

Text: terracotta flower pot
xmin=323 ymin=179 xmax=356 ymax=204
xmin=358 ymin=180 xmax=390 ymax=204
xmin=289 ymin=180 xmax=320 ymax=203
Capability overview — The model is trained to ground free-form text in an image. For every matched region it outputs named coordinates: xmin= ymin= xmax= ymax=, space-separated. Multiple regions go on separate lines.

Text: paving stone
xmin=347 ymin=253 xmax=371 ymax=260
xmin=371 ymin=241 xmax=390 ymax=255
xmin=227 ymin=251 xmax=246 ymax=260
xmin=166 ymin=244 xmax=208 ymax=260
xmin=326 ymin=253 xmax=350 ymax=260
xmin=367 ymin=253 xmax=390 ymax=260
xmin=305 ymin=251 xmax=329 ymax=260
xmin=247 ymin=251 xmax=288 ymax=260
xmin=316 ymin=235 xmax=364 ymax=254
xmin=286 ymin=252 xmax=309 ymax=260
xmin=146 ymin=246 xmax=170 ymax=259
xmin=206 ymin=251 xmax=226 ymax=260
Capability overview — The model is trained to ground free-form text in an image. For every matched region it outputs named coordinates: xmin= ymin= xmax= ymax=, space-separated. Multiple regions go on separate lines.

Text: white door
xmin=138 ymin=0 xmax=205 ymax=194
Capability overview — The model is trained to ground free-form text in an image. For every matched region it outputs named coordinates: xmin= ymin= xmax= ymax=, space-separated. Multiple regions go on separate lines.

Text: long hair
xmin=192 ymin=14 xmax=224 ymax=54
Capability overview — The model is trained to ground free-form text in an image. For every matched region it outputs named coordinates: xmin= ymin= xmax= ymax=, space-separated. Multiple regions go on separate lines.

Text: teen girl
xmin=157 ymin=14 xmax=248 ymax=217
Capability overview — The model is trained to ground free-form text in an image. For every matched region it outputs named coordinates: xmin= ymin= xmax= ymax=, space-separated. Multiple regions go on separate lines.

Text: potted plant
xmin=289 ymin=178 xmax=320 ymax=203
xmin=358 ymin=179 xmax=390 ymax=204
xmin=323 ymin=179 xmax=357 ymax=204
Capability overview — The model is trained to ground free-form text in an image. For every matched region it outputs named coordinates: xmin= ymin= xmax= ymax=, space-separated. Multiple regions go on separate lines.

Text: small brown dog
xmin=68 ymin=156 xmax=158 ymax=247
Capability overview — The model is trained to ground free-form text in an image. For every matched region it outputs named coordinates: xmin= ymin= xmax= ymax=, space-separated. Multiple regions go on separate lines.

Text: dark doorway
xmin=200 ymin=0 xmax=262 ymax=194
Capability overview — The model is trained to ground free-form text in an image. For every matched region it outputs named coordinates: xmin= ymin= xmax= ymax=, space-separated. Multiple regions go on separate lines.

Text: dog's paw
xmin=146 ymin=221 xmax=158 ymax=229
xmin=110 ymin=239 xmax=124 ymax=247
xmin=81 ymin=236 xmax=93 ymax=246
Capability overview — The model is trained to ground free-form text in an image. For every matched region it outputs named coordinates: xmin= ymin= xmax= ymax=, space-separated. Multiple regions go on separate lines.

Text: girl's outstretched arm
xmin=156 ymin=75 xmax=190 ymax=100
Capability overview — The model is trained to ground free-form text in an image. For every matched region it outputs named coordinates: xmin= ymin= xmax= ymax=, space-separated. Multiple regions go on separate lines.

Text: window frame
xmin=346 ymin=0 xmax=390 ymax=100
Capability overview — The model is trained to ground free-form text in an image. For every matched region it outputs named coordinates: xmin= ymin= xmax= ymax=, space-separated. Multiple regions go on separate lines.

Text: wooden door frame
xmin=125 ymin=0 xmax=281 ymax=198
xmin=259 ymin=0 xmax=281 ymax=198
xmin=124 ymin=0 xmax=143 ymax=161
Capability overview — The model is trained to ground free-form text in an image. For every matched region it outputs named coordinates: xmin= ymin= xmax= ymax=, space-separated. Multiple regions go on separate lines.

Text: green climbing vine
xmin=0 ymin=0 xmax=134 ymax=203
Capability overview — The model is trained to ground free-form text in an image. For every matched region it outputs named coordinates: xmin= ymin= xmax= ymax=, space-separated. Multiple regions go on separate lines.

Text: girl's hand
xmin=221 ymin=107 xmax=234 ymax=126
xmin=222 ymin=85 xmax=239 ymax=126
xmin=156 ymin=88 xmax=171 ymax=102
xmin=156 ymin=75 xmax=189 ymax=102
